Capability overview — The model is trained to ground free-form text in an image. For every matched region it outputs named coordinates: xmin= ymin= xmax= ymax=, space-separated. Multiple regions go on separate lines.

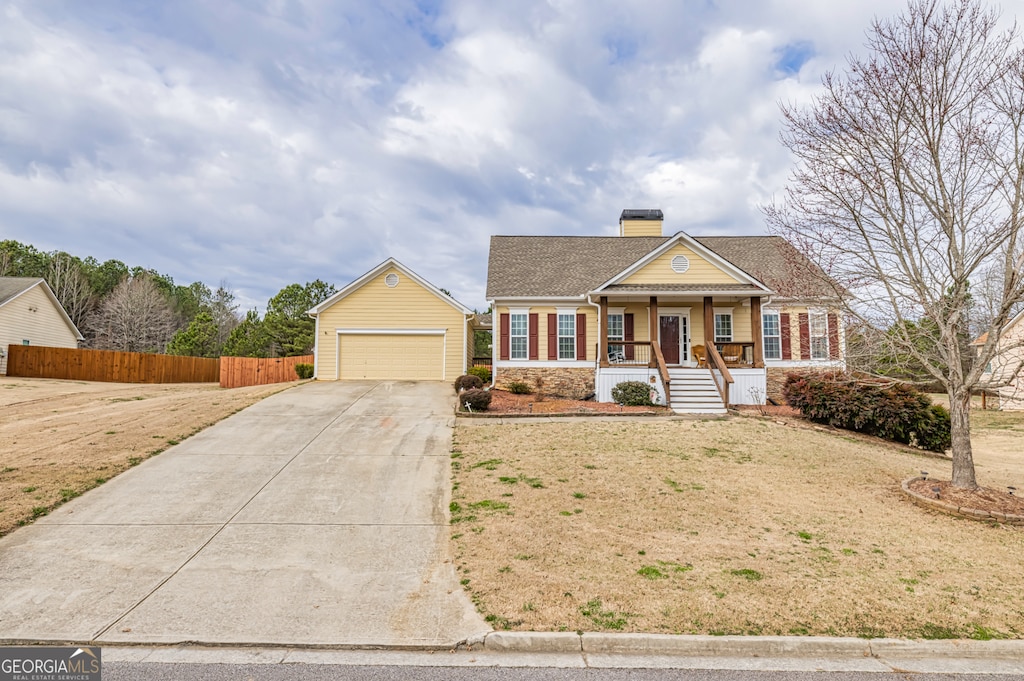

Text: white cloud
xmin=4 ymin=0 xmax=1024 ymax=311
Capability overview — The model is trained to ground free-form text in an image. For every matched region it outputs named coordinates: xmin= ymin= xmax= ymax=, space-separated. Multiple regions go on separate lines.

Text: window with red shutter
xmin=827 ymin=313 xmax=840 ymax=359
xmin=499 ymin=313 xmax=510 ymax=361
xmin=576 ymin=312 xmax=586 ymax=360
xmin=798 ymin=313 xmax=810 ymax=360
xmin=528 ymin=313 xmax=539 ymax=360
xmin=780 ymin=313 xmax=791 ymax=360
xmin=547 ymin=314 xmax=557 ymax=360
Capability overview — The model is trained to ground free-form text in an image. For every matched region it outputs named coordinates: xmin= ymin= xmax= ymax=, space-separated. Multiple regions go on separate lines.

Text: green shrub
xmin=468 ymin=365 xmax=492 ymax=383
xmin=915 ymin=403 xmax=952 ymax=452
xmin=611 ymin=380 xmax=655 ymax=406
xmin=294 ymin=363 xmax=314 ymax=379
xmin=454 ymin=374 xmax=484 ymax=392
xmin=461 ymin=388 xmax=492 ymax=411
xmin=783 ymin=372 xmax=951 ymax=452
xmin=506 ymin=381 xmax=533 ymax=395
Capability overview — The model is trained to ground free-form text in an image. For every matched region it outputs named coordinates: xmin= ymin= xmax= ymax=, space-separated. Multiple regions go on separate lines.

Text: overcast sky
xmin=3 ymin=0 xmax=1022 ymax=312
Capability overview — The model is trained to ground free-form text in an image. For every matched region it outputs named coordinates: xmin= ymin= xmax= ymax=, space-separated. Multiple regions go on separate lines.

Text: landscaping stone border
xmin=455 ymin=409 xmax=669 ymax=419
xmin=901 ymin=476 xmax=1024 ymax=525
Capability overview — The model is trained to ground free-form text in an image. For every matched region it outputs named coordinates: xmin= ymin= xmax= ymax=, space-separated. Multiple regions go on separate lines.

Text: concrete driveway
xmin=0 ymin=381 xmax=487 ymax=647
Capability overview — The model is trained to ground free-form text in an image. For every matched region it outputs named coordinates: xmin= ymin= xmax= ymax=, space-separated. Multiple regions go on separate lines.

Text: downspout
xmin=464 ymin=313 xmax=471 ymax=377
xmin=585 ymin=293 xmax=604 ymax=400
xmin=487 ymin=299 xmax=496 ymax=389
xmin=309 ymin=310 xmax=320 ymax=380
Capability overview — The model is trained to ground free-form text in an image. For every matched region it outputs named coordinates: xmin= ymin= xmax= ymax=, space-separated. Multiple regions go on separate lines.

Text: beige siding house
xmin=0 ymin=277 xmax=84 ymax=374
xmin=307 ymin=259 xmax=473 ymax=383
xmin=487 ymin=209 xmax=845 ymax=413
xmin=976 ymin=310 xmax=1024 ymax=410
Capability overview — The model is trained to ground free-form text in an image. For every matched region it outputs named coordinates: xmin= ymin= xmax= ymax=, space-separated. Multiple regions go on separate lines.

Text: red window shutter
xmin=798 ymin=313 xmax=810 ymax=360
xmin=576 ymin=312 xmax=587 ymax=360
xmin=827 ymin=313 xmax=840 ymax=359
xmin=528 ymin=313 xmax=539 ymax=360
xmin=547 ymin=313 xmax=558 ymax=360
xmin=624 ymin=313 xmax=635 ymax=360
xmin=499 ymin=313 xmax=510 ymax=361
xmin=780 ymin=313 xmax=791 ymax=360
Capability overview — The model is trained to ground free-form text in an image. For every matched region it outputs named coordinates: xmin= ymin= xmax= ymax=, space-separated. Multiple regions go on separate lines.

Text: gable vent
xmin=671 ymin=255 xmax=690 ymax=274
xmin=385 ymin=273 xmax=399 ymax=288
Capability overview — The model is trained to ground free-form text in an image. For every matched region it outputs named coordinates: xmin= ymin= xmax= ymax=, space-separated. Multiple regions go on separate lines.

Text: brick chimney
xmin=619 ymin=209 xmax=664 ymax=237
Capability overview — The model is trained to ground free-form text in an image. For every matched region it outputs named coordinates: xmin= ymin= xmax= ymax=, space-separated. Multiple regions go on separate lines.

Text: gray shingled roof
xmin=487 ymin=236 xmax=668 ymax=298
xmin=486 ymin=234 xmax=836 ymax=299
xmin=0 ymin=277 xmax=43 ymax=306
xmin=693 ymin=236 xmax=837 ymax=298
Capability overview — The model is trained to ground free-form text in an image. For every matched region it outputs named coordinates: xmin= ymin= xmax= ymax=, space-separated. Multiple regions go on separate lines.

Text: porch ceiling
xmin=602 ymin=282 xmax=765 ymax=290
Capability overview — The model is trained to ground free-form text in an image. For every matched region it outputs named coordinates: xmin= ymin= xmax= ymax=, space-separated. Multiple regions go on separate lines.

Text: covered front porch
xmin=593 ymin=294 xmax=768 ymax=410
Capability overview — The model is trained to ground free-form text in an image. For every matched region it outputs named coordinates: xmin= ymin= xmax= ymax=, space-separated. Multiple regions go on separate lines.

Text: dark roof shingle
xmin=486 ymin=234 xmax=837 ymax=299
xmin=486 ymin=236 xmax=668 ymax=298
xmin=0 ymin=277 xmax=43 ymax=306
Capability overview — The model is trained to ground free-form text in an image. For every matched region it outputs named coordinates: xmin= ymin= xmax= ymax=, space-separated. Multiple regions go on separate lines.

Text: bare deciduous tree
xmin=88 ymin=274 xmax=175 ymax=353
xmin=209 ymin=282 xmax=240 ymax=350
xmin=46 ymin=253 xmax=94 ymax=329
xmin=765 ymin=0 xmax=1024 ymax=489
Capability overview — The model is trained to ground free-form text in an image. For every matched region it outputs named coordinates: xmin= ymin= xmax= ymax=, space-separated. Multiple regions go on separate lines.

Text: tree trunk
xmin=949 ymin=389 xmax=978 ymax=489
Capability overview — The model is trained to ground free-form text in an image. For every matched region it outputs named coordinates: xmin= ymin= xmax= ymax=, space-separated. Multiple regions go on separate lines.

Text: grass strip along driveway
xmin=0 ymin=377 xmax=289 ymax=536
xmin=451 ymin=413 xmax=1024 ymax=639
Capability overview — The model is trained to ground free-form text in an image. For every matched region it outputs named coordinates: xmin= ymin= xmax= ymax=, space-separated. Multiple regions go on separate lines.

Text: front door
xmin=660 ymin=316 xmax=680 ymax=364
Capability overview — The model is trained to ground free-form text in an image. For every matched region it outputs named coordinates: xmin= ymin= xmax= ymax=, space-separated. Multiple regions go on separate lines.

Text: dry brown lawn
xmin=0 ymin=376 xmax=290 ymax=536
xmin=451 ymin=411 xmax=1024 ymax=639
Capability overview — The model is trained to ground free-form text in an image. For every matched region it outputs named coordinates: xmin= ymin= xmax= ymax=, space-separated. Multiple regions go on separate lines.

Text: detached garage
xmin=307 ymin=258 xmax=473 ymax=383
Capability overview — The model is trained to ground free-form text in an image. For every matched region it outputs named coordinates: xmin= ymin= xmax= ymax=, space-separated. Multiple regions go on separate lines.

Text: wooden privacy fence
xmin=219 ymin=355 xmax=314 ymax=389
xmin=5 ymin=345 xmax=220 ymax=383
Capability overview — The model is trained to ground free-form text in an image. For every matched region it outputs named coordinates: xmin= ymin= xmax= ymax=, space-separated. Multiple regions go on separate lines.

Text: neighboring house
xmin=0 ymin=277 xmax=84 ymax=375
xmin=307 ymin=258 xmax=475 ymax=383
xmin=486 ymin=210 xmax=844 ymax=413
xmin=974 ymin=310 xmax=1024 ymax=410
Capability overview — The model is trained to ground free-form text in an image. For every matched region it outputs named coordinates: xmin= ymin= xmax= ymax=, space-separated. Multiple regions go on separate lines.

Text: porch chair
xmin=692 ymin=344 xmax=706 ymax=368
xmin=720 ymin=343 xmax=743 ymax=366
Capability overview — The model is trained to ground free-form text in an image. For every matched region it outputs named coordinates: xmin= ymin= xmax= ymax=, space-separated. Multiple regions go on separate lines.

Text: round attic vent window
xmin=671 ymin=254 xmax=690 ymax=274
xmin=385 ymin=273 xmax=399 ymax=288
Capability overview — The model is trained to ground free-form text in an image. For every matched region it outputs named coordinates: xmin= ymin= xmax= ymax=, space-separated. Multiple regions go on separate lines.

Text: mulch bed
xmin=472 ymin=389 xmax=672 ymax=416
xmin=908 ymin=478 xmax=1024 ymax=516
xmin=734 ymin=404 xmax=801 ymax=417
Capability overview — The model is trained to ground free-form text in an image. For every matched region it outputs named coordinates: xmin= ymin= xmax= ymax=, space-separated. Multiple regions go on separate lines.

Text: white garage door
xmin=339 ymin=333 xmax=444 ymax=380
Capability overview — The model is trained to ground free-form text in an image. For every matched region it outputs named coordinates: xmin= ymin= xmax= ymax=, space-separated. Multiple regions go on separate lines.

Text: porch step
xmin=666 ymin=369 xmax=726 ymax=414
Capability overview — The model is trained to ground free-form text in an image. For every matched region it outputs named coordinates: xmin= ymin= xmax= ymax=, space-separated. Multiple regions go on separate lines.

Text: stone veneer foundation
xmin=765 ymin=368 xmax=790 ymax=403
xmin=495 ymin=367 xmax=595 ymax=400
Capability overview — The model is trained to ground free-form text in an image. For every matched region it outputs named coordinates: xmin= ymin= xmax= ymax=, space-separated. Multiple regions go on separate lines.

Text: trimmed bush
xmin=915 ymin=403 xmax=953 ymax=452
xmin=454 ymin=374 xmax=484 ymax=393
xmin=611 ymin=380 xmax=656 ymax=407
xmin=506 ymin=380 xmax=533 ymax=395
xmin=294 ymin=363 xmax=314 ymax=379
xmin=461 ymin=388 xmax=492 ymax=411
xmin=783 ymin=372 xmax=951 ymax=452
xmin=467 ymin=365 xmax=492 ymax=383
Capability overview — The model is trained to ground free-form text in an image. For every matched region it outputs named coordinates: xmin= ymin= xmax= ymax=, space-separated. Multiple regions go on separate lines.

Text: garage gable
xmin=308 ymin=259 xmax=473 ymax=382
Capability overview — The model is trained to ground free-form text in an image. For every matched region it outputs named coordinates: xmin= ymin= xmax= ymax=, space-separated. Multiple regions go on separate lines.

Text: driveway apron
xmin=0 ymin=381 xmax=487 ymax=647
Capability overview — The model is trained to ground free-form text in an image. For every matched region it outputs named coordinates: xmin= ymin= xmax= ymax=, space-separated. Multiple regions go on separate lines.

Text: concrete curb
xmin=868 ymin=638 xmax=1024 ymax=659
xmin=471 ymin=632 xmax=1024 ymax=659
